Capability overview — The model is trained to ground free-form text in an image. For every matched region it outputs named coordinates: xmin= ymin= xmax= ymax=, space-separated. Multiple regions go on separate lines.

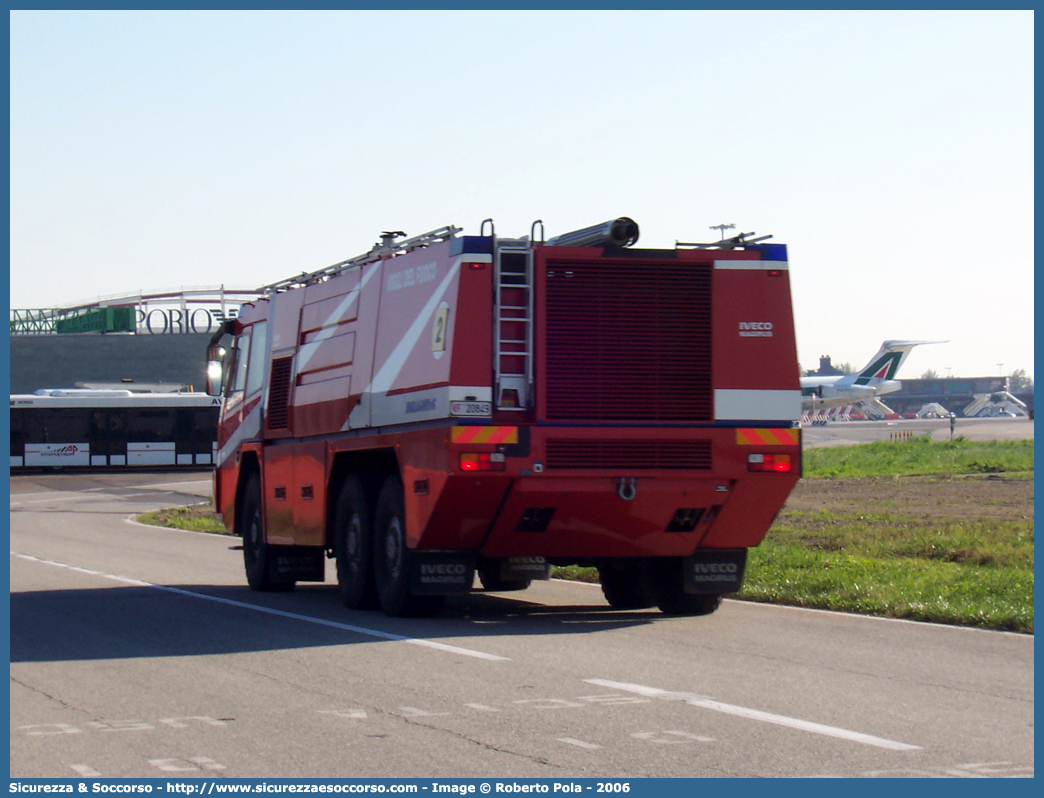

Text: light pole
xmin=998 ymin=363 xmax=1004 ymax=377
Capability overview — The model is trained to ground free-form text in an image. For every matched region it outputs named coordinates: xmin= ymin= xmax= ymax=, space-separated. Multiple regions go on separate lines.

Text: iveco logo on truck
xmin=207 ymin=218 xmax=801 ymax=618
xmin=739 ymin=321 xmax=774 ymax=337
xmin=695 ymin=563 xmax=738 ymax=574
xmin=421 ymin=563 xmax=467 ymax=575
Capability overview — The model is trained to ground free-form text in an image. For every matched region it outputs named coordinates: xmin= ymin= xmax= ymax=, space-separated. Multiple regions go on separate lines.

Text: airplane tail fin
xmin=850 ymin=340 xmax=946 ymax=386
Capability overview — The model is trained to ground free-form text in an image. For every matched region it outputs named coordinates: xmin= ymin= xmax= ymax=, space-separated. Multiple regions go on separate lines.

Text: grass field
xmin=741 ymin=504 xmax=1033 ymax=632
xmin=801 ymin=435 xmax=1033 ymax=478
xmin=740 ymin=437 xmax=1033 ymax=632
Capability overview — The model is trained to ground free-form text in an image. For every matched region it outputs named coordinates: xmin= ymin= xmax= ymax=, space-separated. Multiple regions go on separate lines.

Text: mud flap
xmin=684 ymin=548 xmax=747 ymax=594
xmin=409 ymin=552 xmax=477 ymax=595
xmin=268 ymin=546 xmax=325 ymax=582
xmin=499 ymin=556 xmax=552 ymax=581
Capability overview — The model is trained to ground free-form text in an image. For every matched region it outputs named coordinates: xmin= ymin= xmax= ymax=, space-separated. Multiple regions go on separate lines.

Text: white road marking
xmin=189 ymin=757 xmax=226 ymax=771
xmin=19 ymin=724 xmax=80 ymax=736
xmin=11 ymin=481 xmax=209 ymax=508
xmin=953 ymin=762 xmax=1034 ymax=777
xmin=728 ymin=598 xmax=1032 ymax=636
xmin=465 ymin=704 xmax=501 ymax=712
xmin=12 ymin=494 xmax=112 ymax=507
xmin=86 ymin=720 xmax=153 ymax=732
xmin=149 ymin=757 xmax=225 ymax=773
xmin=586 ymin=679 xmax=921 ymax=751
xmin=71 ymin=765 xmax=101 ymax=777
xmin=848 ymin=762 xmax=1034 ymax=779
xmin=632 ymin=730 xmax=714 ymax=744
xmin=159 ymin=716 xmax=227 ymax=728
xmin=128 ymin=480 xmax=212 ymax=493
xmin=578 ymin=694 xmax=650 ymax=706
xmin=319 ymin=709 xmax=368 ymax=720
xmin=12 ymin=552 xmax=510 ymax=662
xmin=11 ymin=487 xmax=111 ymax=500
xmin=513 ymin=698 xmax=583 ymax=710
xmin=400 ymin=706 xmax=450 ymax=717
xmin=557 ymin=738 xmax=602 ymax=750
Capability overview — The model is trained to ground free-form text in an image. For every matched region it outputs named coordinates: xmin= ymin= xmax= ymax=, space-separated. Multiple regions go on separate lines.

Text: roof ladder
xmin=260 ymin=225 xmax=462 ymax=294
xmin=494 ymin=243 xmax=534 ymax=411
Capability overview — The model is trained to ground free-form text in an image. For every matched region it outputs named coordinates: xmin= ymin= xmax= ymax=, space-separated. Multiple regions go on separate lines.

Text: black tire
xmin=599 ymin=561 xmax=660 ymax=610
xmin=655 ymin=559 xmax=721 ymax=616
xmin=372 ymin=476 xmax=445 ymax=618
xmin=333 ymin=476 xmax=378 ymax=610
xmin=241 ymin=474 xmax=294 ymax=593
xmin=477 ymin=560 xmax=531 ymax=592
xmin=658 ymin=591 xmax=722 ymax=616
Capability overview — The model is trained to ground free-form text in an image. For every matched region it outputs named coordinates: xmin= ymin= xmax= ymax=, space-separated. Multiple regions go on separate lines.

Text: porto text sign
xmin=137 ymin=307 xmax=238 ymax=335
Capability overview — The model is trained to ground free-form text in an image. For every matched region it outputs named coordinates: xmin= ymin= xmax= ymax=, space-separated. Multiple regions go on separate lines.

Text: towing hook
xmin=617 ymin=477 xmax=637 ymax=501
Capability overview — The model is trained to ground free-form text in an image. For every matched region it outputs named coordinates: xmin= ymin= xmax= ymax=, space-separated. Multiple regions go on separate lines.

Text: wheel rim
xmin=346 ymin=514 xmax=362 ymax=575
xmin=385 ymin=517 xmax=403 ymax=581
xmin=248 ymin=512 xmax=262 ymax=556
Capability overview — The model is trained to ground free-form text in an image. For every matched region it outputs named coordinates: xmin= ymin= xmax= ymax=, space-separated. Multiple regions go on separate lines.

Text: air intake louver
xmin=266 ymin=357 xmax=293 ymax=431
xmin=545 ymin=440 xmax=712 ymax=470
xmin=543 ymin=259 xmax=712 ymax=421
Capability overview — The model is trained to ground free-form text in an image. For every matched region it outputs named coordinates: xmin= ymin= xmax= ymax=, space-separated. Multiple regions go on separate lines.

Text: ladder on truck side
xmin=493 ymin=234 xmax=536 ymax=411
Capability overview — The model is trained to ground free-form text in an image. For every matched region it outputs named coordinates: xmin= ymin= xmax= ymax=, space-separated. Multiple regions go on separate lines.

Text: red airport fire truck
xmin=207 ymin=218 xmax=801 ymax=617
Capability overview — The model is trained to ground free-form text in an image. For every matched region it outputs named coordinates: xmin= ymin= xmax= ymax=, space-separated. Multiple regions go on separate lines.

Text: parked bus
xmin=10 ymin=390 xmax=221 ymax=469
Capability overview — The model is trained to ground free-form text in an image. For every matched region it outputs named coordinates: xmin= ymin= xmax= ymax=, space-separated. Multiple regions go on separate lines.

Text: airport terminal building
xmin=9 ymin=288 xmax=261 ymax=395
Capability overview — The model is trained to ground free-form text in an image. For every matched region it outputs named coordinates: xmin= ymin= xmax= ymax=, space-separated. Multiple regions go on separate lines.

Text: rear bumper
xmin=411 ymin=470 xmax=797 ymax=559
xmin=401 ymin=422 xmax=800 ymax=558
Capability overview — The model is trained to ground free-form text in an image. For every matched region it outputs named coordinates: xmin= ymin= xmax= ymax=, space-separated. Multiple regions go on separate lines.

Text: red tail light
xmin=748 ymin=453 xmax=792 ymax=472
xmin=460 ymin=452 xmax=506 ymax=472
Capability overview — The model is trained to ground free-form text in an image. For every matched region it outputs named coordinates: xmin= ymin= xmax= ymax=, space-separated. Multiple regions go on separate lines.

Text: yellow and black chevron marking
xmin=450 ymin=426 xmax=518 ymax=445
xmin=735 ymin=428 xmax=800 ymax=446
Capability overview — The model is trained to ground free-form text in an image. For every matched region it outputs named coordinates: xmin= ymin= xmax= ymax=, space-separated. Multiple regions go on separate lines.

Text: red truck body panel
xmin=212 ymin=221 xmax=801 ymax=612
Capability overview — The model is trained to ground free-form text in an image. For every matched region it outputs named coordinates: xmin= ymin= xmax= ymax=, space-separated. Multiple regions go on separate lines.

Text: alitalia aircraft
xmin=801 ymin=340 xmax=945 ymax=412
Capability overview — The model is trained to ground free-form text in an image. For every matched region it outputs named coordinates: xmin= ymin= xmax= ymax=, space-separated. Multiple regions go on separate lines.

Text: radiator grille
xmin=545 ymin=439 xmax=712 ymax=470
xmin=543 ymin=259 xmax=712 ymax=421
xmin=266 ymin=357 xmax=293 ymax=431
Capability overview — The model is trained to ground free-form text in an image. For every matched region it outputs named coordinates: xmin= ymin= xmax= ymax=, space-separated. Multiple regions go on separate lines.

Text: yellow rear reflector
xmin=451 ymin=426 xmax=518 ymax=445
xmin=736 ymin=428 xmax=799 ymax=446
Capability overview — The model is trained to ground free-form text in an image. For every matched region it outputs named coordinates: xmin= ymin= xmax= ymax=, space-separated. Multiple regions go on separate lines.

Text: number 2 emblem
xmin=432 ymin=306 xmax=449 ymax=354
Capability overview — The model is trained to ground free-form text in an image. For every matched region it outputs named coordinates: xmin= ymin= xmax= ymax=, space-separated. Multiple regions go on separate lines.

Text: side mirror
xmin=206 ymin=345 xmax=227 ymax=397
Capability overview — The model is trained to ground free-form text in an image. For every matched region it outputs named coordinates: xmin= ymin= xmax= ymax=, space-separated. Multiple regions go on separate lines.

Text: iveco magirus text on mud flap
xmin=206 ymin=218 xmax=802 ymax=617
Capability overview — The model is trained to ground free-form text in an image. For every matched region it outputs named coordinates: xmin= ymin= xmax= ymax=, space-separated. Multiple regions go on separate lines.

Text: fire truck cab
xmin=208 ymin=218 xmax=802 ymax=617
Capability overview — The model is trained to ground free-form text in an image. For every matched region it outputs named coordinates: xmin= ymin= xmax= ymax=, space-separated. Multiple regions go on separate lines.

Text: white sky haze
xmin=9 ymin=10 xmax=1035 ymax=379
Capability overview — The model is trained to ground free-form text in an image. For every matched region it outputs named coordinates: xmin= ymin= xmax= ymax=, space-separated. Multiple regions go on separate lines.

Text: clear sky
xmin=9 ymin=10 xmax=1034 ymax=380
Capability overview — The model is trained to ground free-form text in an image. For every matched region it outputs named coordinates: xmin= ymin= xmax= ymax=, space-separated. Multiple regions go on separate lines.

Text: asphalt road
xmin=10 ymin=472 xmax=1034 ymax=779
xmin=803 ymin=416 xmax=1034 ymax=448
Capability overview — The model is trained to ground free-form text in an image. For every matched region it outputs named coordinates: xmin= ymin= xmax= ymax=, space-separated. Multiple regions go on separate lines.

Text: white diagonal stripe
xmin=367 ymin=258 xmax=462 ymax=395
xmin=585 ymin=679 xmax=921 ymax=751
xmin=294 ymin=261 xmax=383 ymax=373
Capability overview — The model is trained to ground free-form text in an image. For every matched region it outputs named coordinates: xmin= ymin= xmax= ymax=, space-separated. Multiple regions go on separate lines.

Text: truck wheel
xmin=657 ymin=591 xmax=722 ymax=616
xmin=477 ymin=560 xmax=531 ymax=592
xmin=599 ymin=561 xmax=659 ymax=610
xmin=372 ymin=476 xmax=445 ymax=618
xmin=656 ymin=558 xmax=721 ymax=615
xmin=333 ymin=476 xmax=378 ymax=610
xmin=241 ymin=474 xmax=294 ymax=593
